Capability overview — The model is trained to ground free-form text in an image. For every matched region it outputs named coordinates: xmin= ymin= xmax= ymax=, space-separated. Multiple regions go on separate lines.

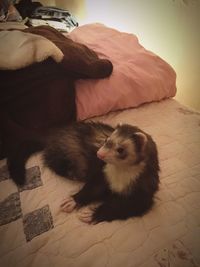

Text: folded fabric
xmin=0 ymin=25 xmax=113 ymax=159
xmin=68 ymin=23 xmax=177 ymax=120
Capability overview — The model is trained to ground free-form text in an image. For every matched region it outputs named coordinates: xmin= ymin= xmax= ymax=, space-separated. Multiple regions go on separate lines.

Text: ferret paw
xmin=60 ymin=197 xmax=76 ymax=213
xmin=78 ymin=208 xmax=94 ymax=224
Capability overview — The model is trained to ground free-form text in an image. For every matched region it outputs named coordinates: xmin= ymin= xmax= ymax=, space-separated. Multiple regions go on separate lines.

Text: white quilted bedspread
xmin=0 ymin=99 xmax=200 ymax=267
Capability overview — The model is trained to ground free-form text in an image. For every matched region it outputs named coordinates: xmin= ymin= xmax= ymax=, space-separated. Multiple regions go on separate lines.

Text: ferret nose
xmin=97 ymin=151 xmax=105 ymax=160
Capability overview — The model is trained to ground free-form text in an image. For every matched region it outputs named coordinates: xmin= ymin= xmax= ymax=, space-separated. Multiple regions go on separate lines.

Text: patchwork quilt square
xmin=23 ymin=204 xmax=54 ymax=242
xmin=18 ymin=166 xmax=42 ymax=192
xmin=0 ymin=192 xmax=22 ymax=226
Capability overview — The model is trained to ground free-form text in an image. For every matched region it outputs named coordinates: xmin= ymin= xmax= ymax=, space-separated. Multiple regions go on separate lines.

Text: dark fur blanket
xmin=0 ymin=26 xmax=113 ymax=159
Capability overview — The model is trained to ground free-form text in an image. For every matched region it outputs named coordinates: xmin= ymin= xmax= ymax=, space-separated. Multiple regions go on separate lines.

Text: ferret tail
xmin=7 ymin=139 xmax=45 ymax=186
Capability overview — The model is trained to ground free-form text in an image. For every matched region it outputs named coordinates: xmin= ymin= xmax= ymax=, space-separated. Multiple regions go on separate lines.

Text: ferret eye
xmin=116 ymin=147 xmax=124 ymax=154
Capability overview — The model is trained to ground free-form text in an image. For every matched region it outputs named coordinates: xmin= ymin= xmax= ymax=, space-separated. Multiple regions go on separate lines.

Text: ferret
xmin=8 ymin=121 xmax=159 ymax=223
xmin=44 ymin=122 xmax=159 ymax=223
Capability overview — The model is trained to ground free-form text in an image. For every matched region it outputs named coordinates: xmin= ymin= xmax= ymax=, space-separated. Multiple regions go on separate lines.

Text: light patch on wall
xmin=39 ymin=0 xmax=56 ymax=6
xmin=81 ymin=0 xmax=200 ymax=111
xmin=38 ymin=0 xmax=200 ymax=111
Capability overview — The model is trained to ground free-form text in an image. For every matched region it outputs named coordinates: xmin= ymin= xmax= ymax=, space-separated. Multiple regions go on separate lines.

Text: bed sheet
xmin=0 ymin=98 xmax=200 ymax=267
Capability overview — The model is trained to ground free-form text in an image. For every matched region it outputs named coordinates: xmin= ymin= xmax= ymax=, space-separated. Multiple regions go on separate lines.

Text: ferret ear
xmin=133 ymin=132 xmax=147 ymax=153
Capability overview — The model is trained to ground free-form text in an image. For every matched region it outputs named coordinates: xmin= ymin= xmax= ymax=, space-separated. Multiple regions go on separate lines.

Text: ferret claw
xmin=78 ymin=208 xmax=94 ymax=223
xmin=60 ymin=197 xmax=76 ymax=213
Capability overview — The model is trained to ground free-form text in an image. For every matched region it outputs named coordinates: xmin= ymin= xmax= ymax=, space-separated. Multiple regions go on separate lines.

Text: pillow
xmin=68 ymin=23 xmax=177 ymax=120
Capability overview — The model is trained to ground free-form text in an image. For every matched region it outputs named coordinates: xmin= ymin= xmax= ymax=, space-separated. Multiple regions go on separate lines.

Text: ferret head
xmin=97 ymin=124 xmax=147 ymax=166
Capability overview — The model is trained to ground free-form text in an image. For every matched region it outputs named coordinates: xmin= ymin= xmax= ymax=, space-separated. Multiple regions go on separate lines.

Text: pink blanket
xmin=68 ymin=23 xmax=176 ymax=120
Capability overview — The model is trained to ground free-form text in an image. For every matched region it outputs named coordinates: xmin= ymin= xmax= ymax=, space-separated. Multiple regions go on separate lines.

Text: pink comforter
xmin=68 ymin=23 xmax=176 ymax=120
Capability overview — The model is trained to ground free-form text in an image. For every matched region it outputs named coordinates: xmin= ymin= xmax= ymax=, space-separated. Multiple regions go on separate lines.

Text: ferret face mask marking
xmin=97 ymin=128 xmax=147 ymax=166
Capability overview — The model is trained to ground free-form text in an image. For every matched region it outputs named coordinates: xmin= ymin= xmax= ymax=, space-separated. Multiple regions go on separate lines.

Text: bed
xmin=0 ymin=23 xmax=200 ymax=267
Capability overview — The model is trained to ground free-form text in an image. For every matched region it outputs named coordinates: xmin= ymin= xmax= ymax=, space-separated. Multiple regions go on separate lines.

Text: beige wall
xmin=38 ymin=0 xmax=55 ymax=6
xmin=38 ymin=0 xmax=200 ymax=111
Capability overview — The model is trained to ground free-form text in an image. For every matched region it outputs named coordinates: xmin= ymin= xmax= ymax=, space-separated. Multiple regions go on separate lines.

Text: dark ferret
xmin=8 ymin=121 xmax=159 ymax=223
